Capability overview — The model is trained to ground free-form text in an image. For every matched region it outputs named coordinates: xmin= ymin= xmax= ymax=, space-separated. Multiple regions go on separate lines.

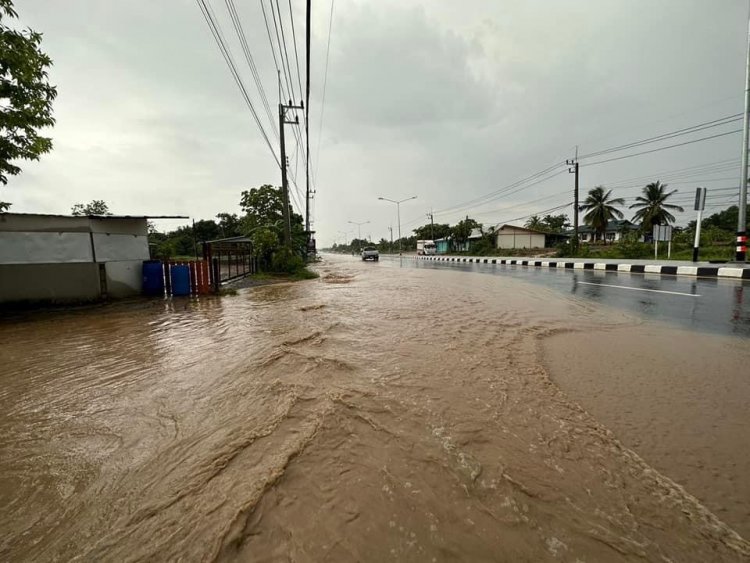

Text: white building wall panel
xmin=92 ymin=234 xmax=149 ymax=262
xmin=0 ymin=232 xmax=93 ymax=264
xmin=496 ymin=233 xmax=546 ymax=249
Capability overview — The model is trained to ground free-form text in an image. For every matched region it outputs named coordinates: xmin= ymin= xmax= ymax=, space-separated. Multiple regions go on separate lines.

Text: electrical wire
xmin=583 ymin=129 xmax=742 ymax=168
xmin=315 ymin=0 xmax=335 ymax=180
xmin=224 ymin=0 xmax=279 ymax=141
xmin=578 ymin=114 xmax=742 ymax=160
xmin=195 ymin=0 xmax=280 ymax=167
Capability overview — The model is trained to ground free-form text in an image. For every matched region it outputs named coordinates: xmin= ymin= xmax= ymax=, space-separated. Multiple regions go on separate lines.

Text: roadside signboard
xmin=694 ymin=187 xmax=707 ymax=211
xmin=652 ymin=225 xmax=673 ymax=242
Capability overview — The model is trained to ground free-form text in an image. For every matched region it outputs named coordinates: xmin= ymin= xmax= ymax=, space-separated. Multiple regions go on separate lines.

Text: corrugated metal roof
xmin=0 ymin=213 xmax=188 ymax=219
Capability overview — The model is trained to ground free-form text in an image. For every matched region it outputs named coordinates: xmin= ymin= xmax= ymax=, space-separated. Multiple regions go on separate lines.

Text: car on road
xmin=361 ymin=246 xmax=379 ymax=261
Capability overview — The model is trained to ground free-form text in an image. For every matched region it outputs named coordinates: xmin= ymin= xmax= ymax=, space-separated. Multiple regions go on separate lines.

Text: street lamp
xmin=347 ymin=220 xmax=370 ymax=253
xmin=378 ymin=196 xmax=417 ymax=255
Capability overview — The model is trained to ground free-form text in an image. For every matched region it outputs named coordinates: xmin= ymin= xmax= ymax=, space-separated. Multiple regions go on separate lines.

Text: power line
xmin=272 ymin=0 xmax=297 ymax=103
xmin=578 ymin=114 xmax=742 ymax=160
xmin=224 ymin=0 xmax=278 ymax=140
xmin=287 ymin=0 xmax=304 ymax=106
xmin=583 ymin=129 xmax=742 ymax=167
xmin=315 ymin=0 xmax=335 ymax=179
xmin=195 ymin=0 xmax=280 ymax=167
xmin=260 ymin=0 xmax=291 ymax=103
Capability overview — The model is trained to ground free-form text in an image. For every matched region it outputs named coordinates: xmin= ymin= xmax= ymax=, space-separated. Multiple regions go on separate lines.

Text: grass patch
xmin=290 ymin=267 xmax=319 ymax=281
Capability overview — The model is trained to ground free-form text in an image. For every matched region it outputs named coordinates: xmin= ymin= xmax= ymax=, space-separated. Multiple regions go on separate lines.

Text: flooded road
xmin=1 ymin=254 xmax=748 ymax=561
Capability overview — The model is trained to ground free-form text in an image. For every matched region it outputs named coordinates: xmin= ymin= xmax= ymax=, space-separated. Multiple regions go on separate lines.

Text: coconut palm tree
xmin=580 ymin=186 xmax=625 ymax=243
xmin=525 ymin=215 xmax=544 ymax=230
xmin=629 ymin=181 xmax=684 ymax=229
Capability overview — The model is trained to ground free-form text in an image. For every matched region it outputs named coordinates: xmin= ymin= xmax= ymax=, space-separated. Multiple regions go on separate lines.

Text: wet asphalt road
xmin=375 ymin=255 xmax=750 ymax=337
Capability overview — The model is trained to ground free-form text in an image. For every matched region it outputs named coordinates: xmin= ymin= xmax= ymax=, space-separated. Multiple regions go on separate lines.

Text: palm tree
xmin=580 ymin=186 xmax=625 ymax=243
xmin=629 ymin=181 xmax=684 ymax=230
xmin=525 ymin=215 xmax=544 ymax=230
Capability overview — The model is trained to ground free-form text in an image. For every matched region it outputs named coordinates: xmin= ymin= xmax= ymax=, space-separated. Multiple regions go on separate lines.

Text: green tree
xmin=541 ymin=214 xmax=570 ymax=233
xmin=0 ymin=201 xmax=10 ymax=212
xmin=239 ymin=185 xmax=306 ymax=267
xmin=451 ymin=217 xmax=480 ymax=250
xmin=629 ymin=180 xmax=684 ymax=229
xmin=251 ymin=226 xmax=278 ymax=268
xmin=215 ymin=212 xmax=241 ymax=238
xmin=0 ymin=1 xmax=57 ymax=189
xmin=580 ymin=186 xmax=625 ymax=243
xmin=525 ymin=215 xmax=543 ymax=230
xmin=413 ymin=222 xmax=451 ymax=240
xmin=240 ymin=184 xmax=284 ymax=229
xmin=71 ymin=199 xmax=111 ymax=215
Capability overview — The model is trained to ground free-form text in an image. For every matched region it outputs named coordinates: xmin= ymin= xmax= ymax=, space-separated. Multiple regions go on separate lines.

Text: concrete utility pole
xmin=279 ymin=99 xmax=304 ymax=247
xmin=388 ymin=225 xmax=393 ymax=253
xmin=737 ymin=6 xmax=750 ymax=261
xmin=567 ymin=147 xmax=579 ymax=252
xmin=378 ymin=196 xmax=417 ymax=255
xmin=427 ymin=210 xmax=434 ymax=240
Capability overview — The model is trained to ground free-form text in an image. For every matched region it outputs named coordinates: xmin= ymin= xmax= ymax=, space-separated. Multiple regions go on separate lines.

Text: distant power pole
xmin=279 ymin=99 xmax=304 ymax=247
xmin=426 ymin=210 xmax=434 ymax=239
xmin=566 ymin=147 xmax=579 ymax=252
xmin=388 ymin=225 xmax=393 ymax=253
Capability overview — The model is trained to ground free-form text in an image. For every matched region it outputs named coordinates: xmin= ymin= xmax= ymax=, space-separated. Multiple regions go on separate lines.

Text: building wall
xmin=0 ymin=263 xmax=101 ymax=303
xmin=496 ymin=231 xmax=546 ymax=249
xmin=0 ymin=214 xmax=150 ymax=304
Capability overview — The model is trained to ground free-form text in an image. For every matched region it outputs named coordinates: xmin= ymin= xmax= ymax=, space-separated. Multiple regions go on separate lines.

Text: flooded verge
xmin=542 ymin=326 xmax=750 ymax=539
xmin=0 ymin=255 xmax=748 ymax=561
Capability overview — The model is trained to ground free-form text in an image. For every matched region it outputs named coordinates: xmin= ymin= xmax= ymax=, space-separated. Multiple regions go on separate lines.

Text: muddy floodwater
xmin=1 ymin=255 xmax=748 ymax=561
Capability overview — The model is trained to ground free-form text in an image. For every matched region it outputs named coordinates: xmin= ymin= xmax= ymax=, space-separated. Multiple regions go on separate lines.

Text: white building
xmin=494 ymin=224 xmax=548 ymax=249
xmin=0 ymin=213 xmax=181 ymax=305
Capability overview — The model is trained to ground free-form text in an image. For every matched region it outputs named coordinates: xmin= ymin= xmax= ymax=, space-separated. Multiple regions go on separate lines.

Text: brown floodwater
xmin=0 ymin=254 xmax=748 ymax=562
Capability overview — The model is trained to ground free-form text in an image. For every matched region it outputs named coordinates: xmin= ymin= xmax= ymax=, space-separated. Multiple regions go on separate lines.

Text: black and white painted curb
xmin=414 ymin=255 xmax=750 ymax=279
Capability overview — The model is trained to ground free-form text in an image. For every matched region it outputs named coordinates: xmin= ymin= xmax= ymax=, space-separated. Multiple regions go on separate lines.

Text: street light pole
xmin=378 ymin=196 xmax=417 ymax=255
xmin=347 ymin=220 xmax=370 ymax=253
xmin=737 ymin=5 xmax=750 ymax=261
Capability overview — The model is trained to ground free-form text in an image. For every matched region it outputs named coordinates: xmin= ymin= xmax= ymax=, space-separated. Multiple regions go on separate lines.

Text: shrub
xmin=271 ymin=247 xmax=305 ymax=274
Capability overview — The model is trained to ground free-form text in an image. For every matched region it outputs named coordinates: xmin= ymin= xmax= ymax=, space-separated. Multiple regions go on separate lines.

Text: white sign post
xmin=693 ymin=187 xmax=707 ymax=262
xmin=652 ymin=225 xmax=673 ymax=261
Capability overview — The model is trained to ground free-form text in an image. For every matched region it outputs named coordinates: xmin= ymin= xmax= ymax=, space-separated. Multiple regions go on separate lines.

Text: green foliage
xmin=451 ymin=218 xmax=480 ymax=248
xmin=541 ymin=214 xmax=570 ymax=233
xmin=0 ymin=1 xmax=57 ymax=186
xmin=525 ymin=215 xmax=543 ymax=230
xmin=580 ymin=186 xmax=625 ymax=241
xmin=0 ymin=201 xmax=10 ymax=211
xmin=271 ymin=246 xmax=305 ymax=274
xmin=413 ymin=222 xmax=451 ymax=240
xmin=629 ymin=180 xmax=684 ymax=229
xmin=215 ymin=212 xmax=242 ymax=238
xmin=251 ymin=226 xmax=278 ymax=266
xmin=71 ymin=200 xmax=111 ymax=215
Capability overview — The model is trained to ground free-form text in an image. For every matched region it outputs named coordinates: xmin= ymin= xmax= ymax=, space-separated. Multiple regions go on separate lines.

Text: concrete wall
xmin=105 ymin=260 xmax=145 ymax=298
xmin=0 ymin=214 xmax=150 ymax=304
xmin=0 ymin=263 xmax=100 ymax=303
xmin=496 ymin=231 xmax=546 ymax=249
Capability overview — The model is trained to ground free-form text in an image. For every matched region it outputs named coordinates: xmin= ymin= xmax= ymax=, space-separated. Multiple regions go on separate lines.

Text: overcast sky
xmin=5 ymin=0 xmax=749 ymax=244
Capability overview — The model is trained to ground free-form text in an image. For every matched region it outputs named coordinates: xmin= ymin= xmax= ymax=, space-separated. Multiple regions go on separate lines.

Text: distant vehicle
xmin=361 ymin=246 xmax=379 ymax=261
xmin=417 ymin=239 xmax=437 ymax=255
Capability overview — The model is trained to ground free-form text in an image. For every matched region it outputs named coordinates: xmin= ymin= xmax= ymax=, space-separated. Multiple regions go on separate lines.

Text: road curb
xmin=414 ymin=255 xmax=750 ymax=279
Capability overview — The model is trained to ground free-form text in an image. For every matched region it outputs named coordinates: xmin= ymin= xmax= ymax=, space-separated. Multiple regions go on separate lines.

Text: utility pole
xmin=566 ymin=147 xmax=579 ymax=252
xmin=388 ymin=226 xmax=393 ymax=254
xmin=427 ymin=210 xmax=434 ymax=240
xmin=305 ymin=0 xmax=312 ymax=254
xmin=737 ymin=6 xmax=750 ymax=261
xmin=279 ymin=99 xmax=304 ymax=247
